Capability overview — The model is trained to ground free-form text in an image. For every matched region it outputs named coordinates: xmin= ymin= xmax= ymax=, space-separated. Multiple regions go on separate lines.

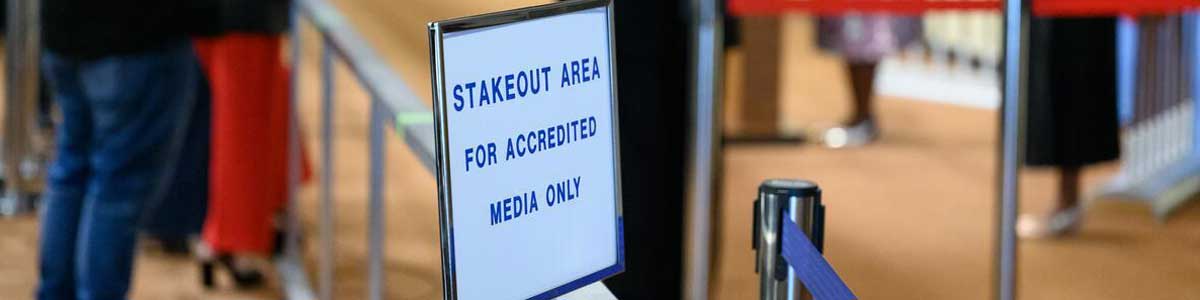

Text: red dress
xmin=194 ymin=34 xmax=309 ymax=254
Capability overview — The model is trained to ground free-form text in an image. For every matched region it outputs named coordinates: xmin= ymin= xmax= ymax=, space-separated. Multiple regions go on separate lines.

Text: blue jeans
xmin=142 ymin=67 xmax=210 ymax=244
xmin=37 ymin=41 xmax=201 ymax=300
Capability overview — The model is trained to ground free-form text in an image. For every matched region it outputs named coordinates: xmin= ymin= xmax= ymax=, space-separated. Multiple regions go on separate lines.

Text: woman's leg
xmin=824 ymin=61 xmax=880 ymax=148
xmin=1018 ymin=165 xmax=1085 ymax=239
xmin=1057 ymin=166 xmax=1082 ymax=211
xmin=846 ymin=62 xmax=878 ymax=125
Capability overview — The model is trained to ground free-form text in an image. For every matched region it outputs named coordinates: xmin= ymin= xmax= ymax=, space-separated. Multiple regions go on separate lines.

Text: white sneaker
xmin=823 ymin=119 xmax=879 ymax=149
xmin=1017 ymin=205 xmax=1082 ymax=239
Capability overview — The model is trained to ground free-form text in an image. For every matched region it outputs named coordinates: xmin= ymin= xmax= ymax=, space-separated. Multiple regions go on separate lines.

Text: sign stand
xmin=554 ymin=282 xmax=618 ymax=300
xmin=429 ymin=1 xmax=624 ymax=299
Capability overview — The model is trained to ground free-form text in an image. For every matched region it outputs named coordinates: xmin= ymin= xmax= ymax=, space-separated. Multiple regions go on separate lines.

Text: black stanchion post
xmin=753 ymin=179 xmax=824 ymax=300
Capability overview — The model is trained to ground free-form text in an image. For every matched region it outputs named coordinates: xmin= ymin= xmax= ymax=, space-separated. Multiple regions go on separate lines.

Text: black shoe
xmin=199 ymin=255 xmax=265 ymax=290
xmin=271 ymin=229 xmax=286 ymax=258
xmin=200 ymin=260 xmax=216 ymax=289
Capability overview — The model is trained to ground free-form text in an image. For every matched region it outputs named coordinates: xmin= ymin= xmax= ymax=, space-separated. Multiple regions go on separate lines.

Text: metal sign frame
xmin=427 ymin=0 xmax=625 ymax=299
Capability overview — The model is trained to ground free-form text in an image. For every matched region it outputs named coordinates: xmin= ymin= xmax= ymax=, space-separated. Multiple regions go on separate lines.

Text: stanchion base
xmin=0 ymin=192 xmax=39 ymax=217
xmin=274 ymin=249 xmax=317 ymax=300
xmin=723 ymin=133 xmax=807 ymax=145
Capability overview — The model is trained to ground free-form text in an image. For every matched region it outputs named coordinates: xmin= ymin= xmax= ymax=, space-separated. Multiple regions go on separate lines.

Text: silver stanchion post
xmin=2 ymin=0 xmax=41 ymax=216
xmin=997 ymin=0 xmax=1028 ymax=299
xmin=753 ymin=179 xmax=824 ymax=300
xmin=683 ymin=0 xmax=723 ymax=298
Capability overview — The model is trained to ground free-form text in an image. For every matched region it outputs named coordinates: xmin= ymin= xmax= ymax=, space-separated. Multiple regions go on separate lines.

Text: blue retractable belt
xmin=780 ymin=211 xmax=856 ymax=300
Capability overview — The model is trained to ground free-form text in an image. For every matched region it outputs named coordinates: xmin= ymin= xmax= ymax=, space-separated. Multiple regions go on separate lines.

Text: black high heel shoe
xmin=199 ymin=254 xmax=265 ymax=290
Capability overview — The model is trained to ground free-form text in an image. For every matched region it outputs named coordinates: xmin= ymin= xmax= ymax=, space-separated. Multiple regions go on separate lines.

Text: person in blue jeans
xmin=38 ymin=1 xmax=291 ymax=298
xmin=37 ymin=40 xmax=203 ymax=300
xmin=141 ymin=65 xmax=211 ymax=255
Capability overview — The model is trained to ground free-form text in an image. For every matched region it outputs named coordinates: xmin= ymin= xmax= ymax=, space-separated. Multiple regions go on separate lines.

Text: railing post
xmin=367 ymin=96 xmax=387 ymax=300
xmin=997 ymin=0 xmax=1028 ymax=299
xmin=320 ymin=37 xmax=337 ymax=300
xmin=286 ymin=0 xmax=303 ymax=260
xmin=274 ymin=5 xmax=318 ymax=300
xmin=753 ymin=179 xmax=823 ymax=300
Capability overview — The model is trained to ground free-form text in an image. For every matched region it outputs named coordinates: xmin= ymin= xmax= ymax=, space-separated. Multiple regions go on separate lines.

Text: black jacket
xmin=42 ymin=0 xmax=289 ymax=59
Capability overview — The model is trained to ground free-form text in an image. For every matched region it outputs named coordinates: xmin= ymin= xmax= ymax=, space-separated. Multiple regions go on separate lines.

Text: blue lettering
xmin=570 ymin=120 xmax=580 ymax=141
xmin=529 ymin=191 xmax=538 ymax=212
xmin=573 ymin=177 xmax=581 ymax=199
xmin=487 ymin=143 xmax=497 ymax=166
xmin=567 ymin=178 xmax=577 ymax=200
xmin=560 ymin=63 xmax=570 ymax=87
xmin=588 ymin=116 xmax=597 ymax=137
xmin=504 ymin=74 xmax=516 ymax=100
xmin=464 ymin=148 xmax=474 ymax=172
xmin=513 ymin=134 xmax=523 ymax=157
xmin=580 ymin=117 xmax=589 ymax=139
xmin=581 ymin=58 xmax=591 ymax=82
xmin=538 ymin=130 xmax=547 ymax=151
xmin=530 ymin=69 xmax=542 ymax=94
xmin=512 ymin=195 xmax=523 ymax=218
xmin=571 ymin=61 xmax=581 ymax=85
xmin=465 ymin=82 xmax=477 ymax=108
xmin=547 ymin=126 xmax=557 ymax=150
xmin=503 ymin=197 xmax=513 ymax=221
xmin=478 ymin=80 xmax=489 ymax=105
xmin=527 ymin=132 xmax=537 ymax=154
xmin=545 ymin=185 xmax=556 ymax=207
xmin=517 ymin=71 xmax=529 ymax=97
xmin=556 ymin=182 xmax=567 ymax=203
xmin=490 ymin=201 xmax=502 ymax=225
xmin=466 ymin=143 xmax=498 ymax=172
xmin=490 ymin=76 xmax=503 ymax=102
xmin=556 ymin=125 xmax=566 ymax=145
xmin=542 ymin=67 xmax=553 ymax=91
xmin=452 ymin=84 xmax=464 ymax=111
xmin=591 ymin=57 xmax=601 ymax=79
xmin=474 ymin=145 xmax=487 ymax=170
xmin=505 ymin=138 xmax=515 ymax=161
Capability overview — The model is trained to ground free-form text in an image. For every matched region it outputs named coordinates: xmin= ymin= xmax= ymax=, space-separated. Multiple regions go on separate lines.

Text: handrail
xmin=281 ymin=0 xmax=439 ymax=300
xmin=287 ymin=1 xmax=628 ymax=299
xmin=296 ymin=0 xmax=437 ymax=172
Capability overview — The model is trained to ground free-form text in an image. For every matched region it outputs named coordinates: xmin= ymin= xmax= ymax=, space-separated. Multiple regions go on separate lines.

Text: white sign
xmin=428 ymin=1 xmax=622 ymax=299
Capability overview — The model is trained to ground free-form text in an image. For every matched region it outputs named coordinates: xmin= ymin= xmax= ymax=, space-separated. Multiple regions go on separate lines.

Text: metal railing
xmin=281 ymin=0 xmax=438 ymax=299
xmin=996 ymin=1 xmax=1028 ymax=300
xmin=1092 ymin=15 xmax=1200 ymax=220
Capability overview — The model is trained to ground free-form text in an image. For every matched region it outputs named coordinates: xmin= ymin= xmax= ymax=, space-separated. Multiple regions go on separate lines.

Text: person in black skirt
xmin=1019 ymin=17 xmax=1120 ymax=238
